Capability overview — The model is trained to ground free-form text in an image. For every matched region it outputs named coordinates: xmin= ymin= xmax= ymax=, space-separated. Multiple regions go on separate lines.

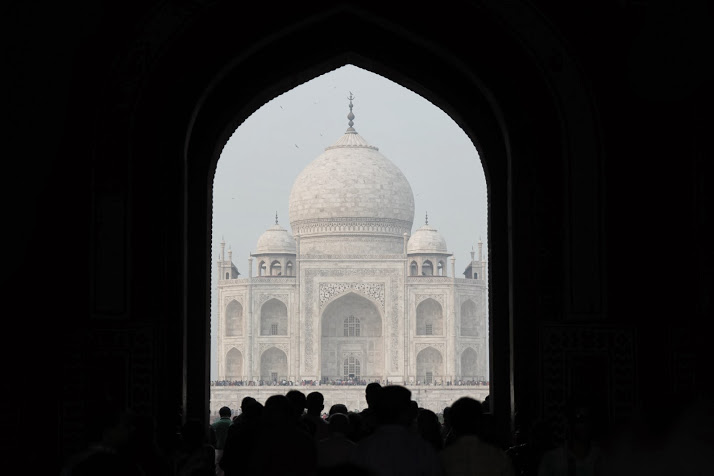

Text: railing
xmin=210 ymin=378 xmax=490 ymax=387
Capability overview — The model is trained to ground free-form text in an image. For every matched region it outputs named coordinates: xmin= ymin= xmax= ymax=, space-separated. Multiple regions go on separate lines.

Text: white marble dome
xmin=288 ymin=128 xmax=415 ymax=237
xmin=255 ymin=224 xmax=296 ymax=254
xmin=407 ymin=224 xmax=448 ymax=254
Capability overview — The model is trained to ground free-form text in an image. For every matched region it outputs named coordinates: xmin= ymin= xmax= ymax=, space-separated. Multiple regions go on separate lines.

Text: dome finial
xmin=346 ymin=92 xmax=356 ymax=133
xmin=275 ymin=211 xmax=279 ymax=225
xmin=425 ymin=211 xmax=429 ymax=225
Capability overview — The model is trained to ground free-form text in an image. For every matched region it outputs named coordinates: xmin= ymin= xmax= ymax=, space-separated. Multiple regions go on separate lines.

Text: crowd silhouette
xmin=60 ymin=384 xmax=714 ymax=476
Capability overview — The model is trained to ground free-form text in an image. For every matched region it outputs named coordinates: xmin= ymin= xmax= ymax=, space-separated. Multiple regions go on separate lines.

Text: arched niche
xmin=416 ymin=346 xmax=443 ymax=384
xmin=260 ymin=347 xmax=287 ymax=382
xmin=225 ymin=348 xmax=243 ymax=379
xmin=461 ymin=299 xmax=478 ymax=336
xmin=416 ymin=298 xmax=443 ymax=335
xmin=410 ymin=261 xmax=418 ymax=276
xmin=270 ymin=260 xmax=282 ymax=276
xmin=322 ymin=292 xmax=382 ymax=338
xmin=225 ymin=300 xmax=242 ymax=336
xmin=260 ymin=298 xmax=288 ymax=335
xmin=461 ymin=347 xmax=478 ymax=380
xmin=422 ymin=260 xmax=434 ymax=276
xmin=321 ymin=292 xmax=383 ymax=380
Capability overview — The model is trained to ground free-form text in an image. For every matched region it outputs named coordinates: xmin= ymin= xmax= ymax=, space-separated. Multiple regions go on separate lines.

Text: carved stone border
xmin=292 ymin=217 xmax=412 ymax=236
xmin=223 ymin=295 xmax=244 ymax=308
xmin=415 ymin=342 xmax=445 ymax=355
xmin=225 ymin=343 xmax=244 ymax=354
xmin=259 ymin=342 xmax=290 ymax=356
xmin=257 ymin=293 xmax=289 ymax=308
xmin=319 ymin=282 xmax=385 ymax=311
xmin=415 ymin=294 xmax=444 ymax=306
xmin=457 ymin=343 xmax=479 ymax=355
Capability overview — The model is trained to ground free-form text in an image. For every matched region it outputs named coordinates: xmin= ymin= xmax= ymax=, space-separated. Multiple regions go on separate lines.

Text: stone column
xmin=451 ymin=256 xmax=456 ymax=279
xmin=295 ymin=236 xmax=301 ymax=381
xmin=247 ymin=257 xmax=253 ymax=381
xmin=404 ymin=233 xmax=409 ymax=383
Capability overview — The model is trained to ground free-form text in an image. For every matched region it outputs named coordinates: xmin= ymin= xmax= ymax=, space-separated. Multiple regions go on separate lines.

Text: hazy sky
xmin=210 ymin=65 xmax=488 ymax=379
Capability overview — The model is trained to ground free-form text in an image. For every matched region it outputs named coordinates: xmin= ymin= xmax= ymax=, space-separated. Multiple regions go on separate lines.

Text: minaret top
xmin=346 ymin=92 xmax=356 ymax=133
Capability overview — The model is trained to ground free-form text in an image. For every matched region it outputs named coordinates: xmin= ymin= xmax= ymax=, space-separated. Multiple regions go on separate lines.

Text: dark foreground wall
xmin=2 ymin=1 xmax=711 ymax=470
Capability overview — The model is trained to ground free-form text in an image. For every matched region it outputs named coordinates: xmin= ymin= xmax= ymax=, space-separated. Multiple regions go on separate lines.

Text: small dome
xmin=407 ymin=224 xmax=448 ymax=254
xmin=255 ymin=224 xmax=296 ymax=254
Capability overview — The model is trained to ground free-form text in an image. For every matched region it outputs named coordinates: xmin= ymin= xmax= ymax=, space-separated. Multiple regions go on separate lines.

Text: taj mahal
xmin=211 ymin=98 xmax=489 ymax=412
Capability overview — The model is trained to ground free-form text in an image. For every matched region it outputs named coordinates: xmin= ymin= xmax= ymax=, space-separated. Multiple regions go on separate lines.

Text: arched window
xmin=437 ymin=261 xmax=444 ymax=276
xmin=461 ymin=347 xmax=478 ymax=380
xmin=225 ymin=348 xmax=243 ymax=379
xmin=270 ymin=260 xmax=282 ymax=276
xmin=286 ymin=261 xmax=293 ymax=276
xmin=260 ymin=299 xmax=288 ymax=335
xmin=416 ymin=298 xmax=443 ymax=335
xmin=343 ymin=315 xmax=361 ymax=337
xmin=225 ymin=272 xmax=229 ymax=279
xmin=225 ymin=300 xmax=243 ymax=336
xmin=343 ymin=356 xmax=361 ymax=380
xmin=410 ymin=261 xmax=418 ymax=276
xmin=474 ymin=272 xmax=478 ymax=279
xmin=259 ymin=261 xmax=266 ymax=276
xmin=416 ymin=347 xmax=443 ymax=384
xmin=422 ymin=260 xmax=433 ymax=276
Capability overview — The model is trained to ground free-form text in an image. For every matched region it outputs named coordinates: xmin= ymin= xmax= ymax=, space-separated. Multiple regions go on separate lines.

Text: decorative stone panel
xmin=225 ymin=343 xmax=244 ymax=354
xmin=415 ymin=343 xmax=445 ymax=355
xmin=222 ymin=295 xmax=244 ymax=307
xmin=319 ymin=282 xmax=385 ymax=311
xmin=415 ymin=294 xmax=444 ymax=306
xmin=459 ymin=295 xmax=479 ymax=305
xmin=250 ymin=277 xmax=296 ymax=284
xmin=257 ymin=293 xmax=289 ymax=308
xmin=259 ymin=342 xmax=290 ymax=356
xmin=457 ymin=343 xmax=479 ymax=355
xmin=408 ymin=277 xmax=455 ymax=284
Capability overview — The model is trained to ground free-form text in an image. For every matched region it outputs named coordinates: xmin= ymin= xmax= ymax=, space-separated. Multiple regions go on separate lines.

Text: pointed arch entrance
xmin=321 ymin=292 xmax=383 ymax=382
xmin=260 ymin=346 xmax=287 ymax=382
xmin=416 ymin=346 xmax=443 ymax=384
xmin=460 ymin=347 xmax=479 ymax=380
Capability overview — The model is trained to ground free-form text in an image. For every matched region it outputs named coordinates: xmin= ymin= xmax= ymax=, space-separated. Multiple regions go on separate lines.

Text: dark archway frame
xmin=113 ymin=2 xmax=601 ymax=445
